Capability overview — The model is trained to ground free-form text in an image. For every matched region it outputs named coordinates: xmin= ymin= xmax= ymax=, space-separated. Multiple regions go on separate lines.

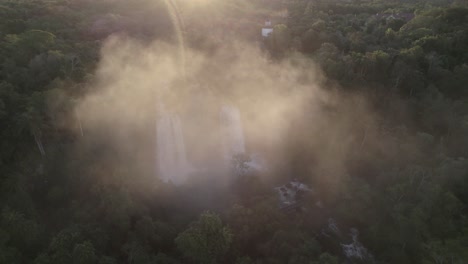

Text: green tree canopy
xmin=175 ymin=212 xmax=232 ymax=264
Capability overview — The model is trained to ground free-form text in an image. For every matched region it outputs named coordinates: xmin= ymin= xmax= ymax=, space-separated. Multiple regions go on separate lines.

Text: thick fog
xmin=73 ymin=34 xmax=401 ymax=194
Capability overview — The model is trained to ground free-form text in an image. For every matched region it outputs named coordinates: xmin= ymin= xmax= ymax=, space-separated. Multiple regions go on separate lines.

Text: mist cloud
xmin=74 ymin=35 xmax=400 ymax=191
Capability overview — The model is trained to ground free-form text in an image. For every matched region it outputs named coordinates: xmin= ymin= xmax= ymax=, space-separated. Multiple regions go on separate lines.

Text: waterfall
xmin=156 ymin=102 xmax=261 ymax=182
xmin=219 ymin=105 xmax=246 ymax=162
xmin=156 ymin=104 xmax=190 ymax=184
xmin=219 ymin=104 xmax=266 ymax=175
xmin=33 ymin=131 xmax=45 ymax=157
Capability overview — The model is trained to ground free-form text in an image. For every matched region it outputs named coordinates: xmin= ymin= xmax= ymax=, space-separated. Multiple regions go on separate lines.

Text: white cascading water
xmin=156 ymin=103 xmax=190 ymax=184
xmin=220 ymin=105 xmax=246 ymax=162
xmin=219 ymin=104 xmax=265 ymax=174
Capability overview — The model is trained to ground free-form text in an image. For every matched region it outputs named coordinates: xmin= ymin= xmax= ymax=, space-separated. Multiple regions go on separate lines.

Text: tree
xmin=267 ymin=24 xmax=291 ymax=56
xmin=311 ymin=253 xmax=339 ymax=264
xmin=175 ymin=212 xmax=232 ymax=264
xmin=72 ymin=241 xmax=97 ymax=264
xmin=262 ymin=230 xmax=321 ymax=263
xmin=4 ymin=30 xmax=56 ymax=65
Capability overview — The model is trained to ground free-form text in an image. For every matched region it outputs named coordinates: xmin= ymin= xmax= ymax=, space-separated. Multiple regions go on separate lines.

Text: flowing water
xmin=157 ymin=102 xmax=264 ymax=183
xmin=219 ymin=105 xmax=246 ymax=162
xmin=156 ymin=103 xmax=190 ymax=184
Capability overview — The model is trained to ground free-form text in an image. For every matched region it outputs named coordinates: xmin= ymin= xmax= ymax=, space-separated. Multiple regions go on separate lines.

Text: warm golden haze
xmin=1 ymin=0 xmax=467 ymax=263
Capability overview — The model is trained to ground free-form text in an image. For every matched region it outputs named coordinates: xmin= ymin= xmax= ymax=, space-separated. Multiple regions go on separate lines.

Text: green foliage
xmin=153 ymin=253 xmax=180 ymax=264
xmin=265 ymin=24 xmax=292 ymax=56
xmin=72 ymin=241 xmax=97 ymax=264
xmin=226 ymin=200 xmax=286 ymax=254
xmin=0 ymin=0 xmax=467 ymax=263
xmin=98 ymin=256 xmax=117 ymax=264
xmin=262 ymin=230 xmax=321 ymax=263
xmin=311 ymin=253 xmax=339 ymax=264
xmin=175 ymin=212 xmax=232 ymax=264
xmin=0 ymin=207 xmax=42 ymax=258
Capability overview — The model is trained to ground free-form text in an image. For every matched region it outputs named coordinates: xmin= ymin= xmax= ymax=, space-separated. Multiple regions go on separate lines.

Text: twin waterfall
xmin=156 ymin=103 xmax=249 ymax=184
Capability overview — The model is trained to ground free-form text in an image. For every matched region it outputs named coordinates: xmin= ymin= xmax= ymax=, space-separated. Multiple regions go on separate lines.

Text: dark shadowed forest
xmin=1 ymin=0 xmax=468 ymax=263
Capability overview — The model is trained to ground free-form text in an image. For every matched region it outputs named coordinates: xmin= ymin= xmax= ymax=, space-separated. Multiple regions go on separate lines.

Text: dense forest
xmin=1 ymin=0 xmax=468 ymax=263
